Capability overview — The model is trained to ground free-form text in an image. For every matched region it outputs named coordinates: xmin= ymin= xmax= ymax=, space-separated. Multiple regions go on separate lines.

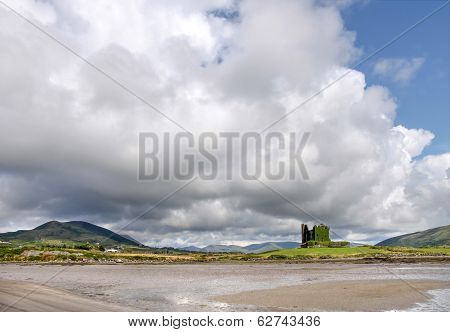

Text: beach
xmin=213 ymin=279 xmax=450 ymax=311
xmin=0 ymin=280 xmax=127 ymax=311
xmin=1 ymin=263 xmax=449 ymax=311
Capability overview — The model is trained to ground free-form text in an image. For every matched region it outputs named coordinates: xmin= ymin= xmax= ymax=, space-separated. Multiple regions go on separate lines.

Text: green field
xmin=259 ymin=246 xmax=450 ymax=259
xmin=1 ymin=241 xmax=449 ymax=263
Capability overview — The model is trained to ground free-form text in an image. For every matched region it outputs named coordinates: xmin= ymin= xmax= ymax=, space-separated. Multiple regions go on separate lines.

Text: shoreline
xmin=1 ymin=255 xmax=450 ymax=265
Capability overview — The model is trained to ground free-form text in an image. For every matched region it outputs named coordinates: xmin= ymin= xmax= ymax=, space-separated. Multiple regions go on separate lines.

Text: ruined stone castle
xmin=301 ymin=223 xmax=330 ymax=247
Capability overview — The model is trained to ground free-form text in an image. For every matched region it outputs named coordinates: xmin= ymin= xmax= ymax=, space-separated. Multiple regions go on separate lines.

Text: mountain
xmin=180 ymin=246 xmax=202 ymax=252
xmin=376 ymin=225 xmax=450 ymax=247
xmin=0 ymin=220 xmax=141 ymax=247
xmin=244 ymin=241 xmax=299 ymax=253
xmin=202 ymin=244 xmax=247 ymax=253
xmin=119 ymin=233 xmax=143 ymax=246
xmin=180 ymin=241 xmax=300 ymax=253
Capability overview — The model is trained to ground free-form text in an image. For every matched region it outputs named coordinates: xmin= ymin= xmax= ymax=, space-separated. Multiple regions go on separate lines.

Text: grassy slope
xmin=0 ymin=221 xmax=139 ymax=247
xmin=1 ymin=242 xmax=449 ymax=263
xmin=257 ymin=246 xmax=450 ymax=259
xmin=0 ymin=242 xmax=180 ymax=263
xmin=376 ymin=225 xmax=450 ymax=247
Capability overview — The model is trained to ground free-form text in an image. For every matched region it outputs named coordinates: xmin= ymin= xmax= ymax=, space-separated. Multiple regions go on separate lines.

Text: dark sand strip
xmin=213 ymin=279 xmax=450 ymax=311
xmin=0 ymin=280 xmax=128 ymax=311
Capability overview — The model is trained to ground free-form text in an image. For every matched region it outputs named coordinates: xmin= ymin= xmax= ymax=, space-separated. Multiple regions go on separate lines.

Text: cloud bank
xmin=373 ymin=57 xmax=425 ymax=84
xmin=0 ymin=0 xmax=448 ymax=246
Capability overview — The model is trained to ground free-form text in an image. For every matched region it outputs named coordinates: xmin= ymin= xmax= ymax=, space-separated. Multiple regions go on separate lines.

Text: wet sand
xmin=0 ymin=280 xmax=128 ymax=311
xmin=213 ymin=279 xmax=450 ymax=311
xmin=1 ymin=263 xmax=449 ymax=311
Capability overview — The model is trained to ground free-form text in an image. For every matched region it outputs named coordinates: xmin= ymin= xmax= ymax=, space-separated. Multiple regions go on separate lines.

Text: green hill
xmin=376 ymin=225 xmax=450 ymax=247
xmin=0 ymin=220 xmax=141 ymax=247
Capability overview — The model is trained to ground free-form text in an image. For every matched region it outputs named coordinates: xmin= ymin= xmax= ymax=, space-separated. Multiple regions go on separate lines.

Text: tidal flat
xmin=1 ymin=263 xmax=449 ymax=311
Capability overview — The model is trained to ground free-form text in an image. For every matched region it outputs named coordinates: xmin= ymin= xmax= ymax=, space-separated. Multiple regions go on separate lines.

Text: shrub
xmin=268 ymin=254 xmax=288 ymax=260
xmin=73 ymin=243 xmax=91 ymax=250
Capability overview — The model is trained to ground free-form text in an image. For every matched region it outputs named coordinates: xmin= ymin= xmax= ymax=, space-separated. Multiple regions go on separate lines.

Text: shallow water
xmin=408 ymin=289 xmax=450 ymax=311
xmin=1 ymin=263 xmax=449 ymax=311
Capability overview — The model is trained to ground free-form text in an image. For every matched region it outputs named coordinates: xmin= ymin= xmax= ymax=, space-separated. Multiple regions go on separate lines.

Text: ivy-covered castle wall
xmin=301 ymin=223 xmax=331 ymax=246
xmin=313 ymin=224 xmax=330 ymax=242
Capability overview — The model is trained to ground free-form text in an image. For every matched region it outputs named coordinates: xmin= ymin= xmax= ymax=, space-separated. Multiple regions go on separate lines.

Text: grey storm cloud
xmin=0 ymin=0 xmax=448 ymax=247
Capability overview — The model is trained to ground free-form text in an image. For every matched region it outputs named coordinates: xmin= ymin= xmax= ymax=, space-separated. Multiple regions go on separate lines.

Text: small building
xmin=301 ymin=223 xmax=330 ymax=247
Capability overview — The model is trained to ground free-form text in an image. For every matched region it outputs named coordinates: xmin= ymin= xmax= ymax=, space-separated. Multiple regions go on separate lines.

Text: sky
xmin=343 ymin=0 xmax=450 ymax=155
xmin=0 ymin=0 xmax=448 ymax=246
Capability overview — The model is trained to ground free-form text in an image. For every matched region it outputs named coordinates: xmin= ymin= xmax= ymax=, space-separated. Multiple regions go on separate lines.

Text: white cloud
xmin=373 ymin=57 xmax=425 ymax=83
xmin=393 ymin=125 xmax=434 ymax=158
xmin=0 ymin=0 xmax=447 ymax=245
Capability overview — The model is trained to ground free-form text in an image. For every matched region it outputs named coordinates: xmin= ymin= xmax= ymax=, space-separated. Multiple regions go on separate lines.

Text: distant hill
xmin=180 ymin=241 xmax=300 ymax=253
xmin=0 ymin=220 xmax=141 ymax=247
xmin=244 ymin=241 xmax=299 ymax=253
xmin=181 ymin=245 xmax=202 ymax=252
xmin=119 ymin=233 xmax=143 ymax=246
xmin=376 ymin=225 xmax=450 ymax=247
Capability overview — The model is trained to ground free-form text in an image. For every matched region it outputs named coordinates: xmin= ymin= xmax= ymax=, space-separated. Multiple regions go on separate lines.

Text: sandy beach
xmin=1 ymin=263 xmax=449 ymax=311
xmin=213 ymin=279 xmax=450 ymax=311
xmin=0 ymin=280 xmax=128 ymax=311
